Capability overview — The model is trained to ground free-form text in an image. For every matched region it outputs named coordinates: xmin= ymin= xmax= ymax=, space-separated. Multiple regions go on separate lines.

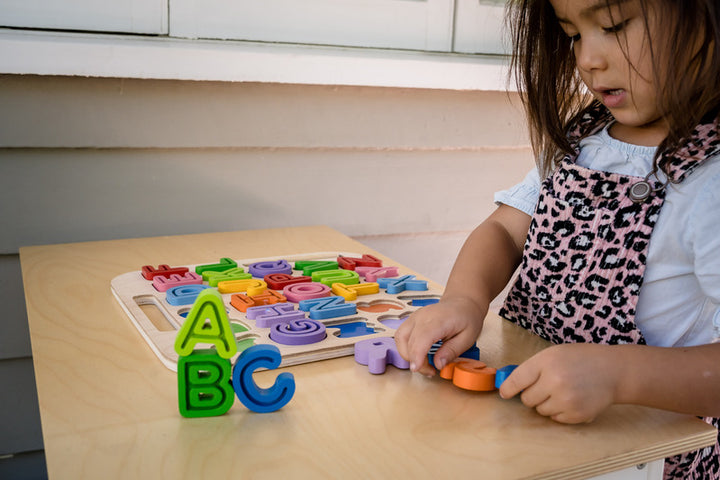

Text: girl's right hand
xmin=394 ymin=296 xmax=487 ymax=377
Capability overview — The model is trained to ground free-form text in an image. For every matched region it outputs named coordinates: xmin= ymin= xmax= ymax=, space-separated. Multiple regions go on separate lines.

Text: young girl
xmin=395 ymin=0 xmax=720 ymax=478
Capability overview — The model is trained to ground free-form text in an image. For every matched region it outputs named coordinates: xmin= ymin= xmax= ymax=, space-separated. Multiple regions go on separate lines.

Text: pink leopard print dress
xmin=499 ymin=102 xmax=720 ymax=479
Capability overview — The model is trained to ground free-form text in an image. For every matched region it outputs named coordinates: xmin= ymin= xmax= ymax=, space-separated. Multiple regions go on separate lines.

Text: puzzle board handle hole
xmin=135 ymin=295 xmax=178 ymax=332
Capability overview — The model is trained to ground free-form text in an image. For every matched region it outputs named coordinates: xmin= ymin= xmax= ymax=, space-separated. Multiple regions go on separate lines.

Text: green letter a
xmin=174 ymin=288 xmax=237 ymax=359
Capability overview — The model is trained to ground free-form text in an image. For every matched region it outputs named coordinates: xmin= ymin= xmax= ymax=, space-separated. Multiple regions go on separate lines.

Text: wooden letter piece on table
xmin=494 ymin=365 xmax=518 ymax=389
xmin=232 ymin=345 xmax=296 ymax=413
xmin=178 ymin=349 xmax=235 ymax=418
xmin=427 ymin=341 xmax=480 ymax=369
xmin=174 ymin=288 xmax=238 ymax=359
xmin=440 ymin=360 xmax=497 ymax=392
xmin=354 ymin=337 xmax=410 ymax=374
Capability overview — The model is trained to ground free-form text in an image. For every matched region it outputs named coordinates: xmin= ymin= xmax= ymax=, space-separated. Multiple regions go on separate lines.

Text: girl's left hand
xmin=498 ymin=343 xmax=623 ymax=424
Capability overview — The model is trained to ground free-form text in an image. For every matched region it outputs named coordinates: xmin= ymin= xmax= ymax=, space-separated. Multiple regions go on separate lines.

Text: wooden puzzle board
xmin=111 ymin=252 xmax=442 ymax=371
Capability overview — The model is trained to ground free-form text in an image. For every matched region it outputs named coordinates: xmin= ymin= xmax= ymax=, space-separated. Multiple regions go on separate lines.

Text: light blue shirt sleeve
xmin=493 ymin=167 xmax=541 ymax=216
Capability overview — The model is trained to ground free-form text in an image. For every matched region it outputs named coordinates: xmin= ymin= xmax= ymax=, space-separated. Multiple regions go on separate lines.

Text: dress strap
xmin=660 ymin=111 xmax=720 ymax=183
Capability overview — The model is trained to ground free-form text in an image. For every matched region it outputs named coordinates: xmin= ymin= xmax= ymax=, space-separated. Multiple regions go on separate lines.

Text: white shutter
xmin=453 ymin=0 xmax=509 ymax=55
xmin=0 ymin=0 xmax=168 ymax=35
xmin=170 ymin=0 xmax=455 ymax=52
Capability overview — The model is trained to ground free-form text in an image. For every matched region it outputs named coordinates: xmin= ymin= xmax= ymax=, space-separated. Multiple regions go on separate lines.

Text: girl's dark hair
xmin=508 ymin=0 xmax=720 ymax=178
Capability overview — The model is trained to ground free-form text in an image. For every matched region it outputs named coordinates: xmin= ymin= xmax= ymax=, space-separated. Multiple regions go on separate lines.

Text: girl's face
xmin=550 ymin=0 xmax=668 ymax=145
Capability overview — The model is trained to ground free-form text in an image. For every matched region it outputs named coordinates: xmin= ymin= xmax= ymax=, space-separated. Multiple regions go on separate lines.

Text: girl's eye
xmin=603 ymin=19 xmax=629 ymax=34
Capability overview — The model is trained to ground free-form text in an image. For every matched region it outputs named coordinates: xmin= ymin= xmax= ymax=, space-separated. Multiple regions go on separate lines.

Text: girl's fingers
xmin=393 ymin=322 xmax=412 ymax=359
xmin=533 ymin=397 xmax=561 ymax=417
xmin=406 ymin=328 xmax=441 ymax=374
xmin=395 ymin=316 xmax=434 ymax=373
xmin=432 ymin=331 xmax=476 ymax=371
xmin=499 ymin=359 xmax=540 ymax=400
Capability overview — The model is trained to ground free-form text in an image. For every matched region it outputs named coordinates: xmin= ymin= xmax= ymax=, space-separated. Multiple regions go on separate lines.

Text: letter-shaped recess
xmin=248 ymin=260 xmax=292 ymax=278
xmin=231 ymin=345 xmax=296 ymax=413
xmin=439 ymin=360 xmax=496 ymax=392
xmin=177 ymin=349 xmax=235 ymax=418
xmin=354 ymin=337 xmax=409 ymax=374
xmin=174 ymin=289 xmax=238 ymax=359
xmin=332 ymin=321 xmax=376 ymax=338
xmin=410 ymin=297 xmax=440 ymax=307
xmin=337 ymin=254 xmax=382 ymax=270
xmin=195 ymin=257 xmax=237 ymax=275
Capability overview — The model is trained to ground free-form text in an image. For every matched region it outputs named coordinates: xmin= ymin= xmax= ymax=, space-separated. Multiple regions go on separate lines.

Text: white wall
xmin=0 ymin=76 xmax=533 ymax=286
xmin=1 ymin=74 xmax=534 ymax=281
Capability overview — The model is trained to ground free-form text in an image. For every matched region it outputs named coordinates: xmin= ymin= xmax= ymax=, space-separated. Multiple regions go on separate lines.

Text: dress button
xmin=628 ymin=180 xmax=652 ymax=203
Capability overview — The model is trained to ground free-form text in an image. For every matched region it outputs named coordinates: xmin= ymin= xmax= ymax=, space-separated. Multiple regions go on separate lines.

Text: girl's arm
xmin=394 ymin=204 xmax=531 ymax=376
xmin=499 ymin=342 xmax=720 ymax=423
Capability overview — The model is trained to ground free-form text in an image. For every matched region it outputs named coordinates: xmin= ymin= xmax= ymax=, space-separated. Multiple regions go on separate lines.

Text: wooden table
xmin=19 ymin=226 xmax=716 ymax=479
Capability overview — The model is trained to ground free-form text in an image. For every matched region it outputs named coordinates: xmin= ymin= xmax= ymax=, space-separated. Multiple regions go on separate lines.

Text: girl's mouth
xmin=599 ymin=88 xmax=626 ymax=108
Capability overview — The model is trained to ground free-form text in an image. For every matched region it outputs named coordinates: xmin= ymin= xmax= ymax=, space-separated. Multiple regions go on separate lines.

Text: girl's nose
xmin=574 ymin=37 xmax=608 ymax=72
